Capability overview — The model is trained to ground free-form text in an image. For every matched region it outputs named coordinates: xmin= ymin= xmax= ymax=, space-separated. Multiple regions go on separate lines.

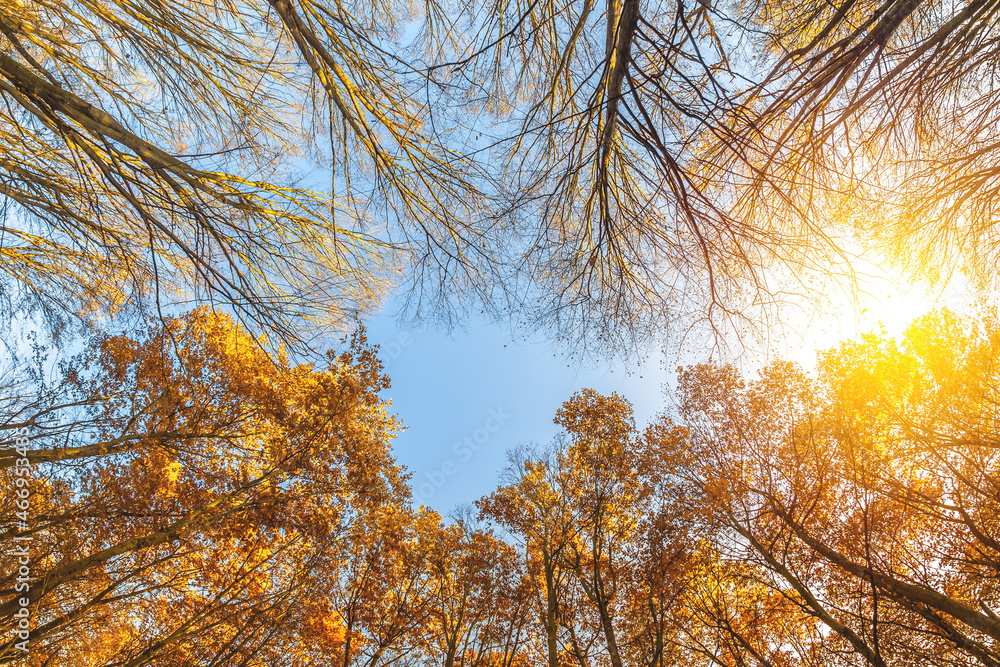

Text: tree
xmin=424 ymin=516 xmax=533 ymax=667
xmin=472 ymin=309 xmax=1000 ymax=667
xmin=431 ymin=0 xmax=1000 ymax=347
xmin=438 ymin=0 xmax=801 ymax=347
xmin=0 ymin=0 xmax=496 ymax=343
xmin=479 ymin=445 xmax=585 ymax=667
xmin=37 ymin=307 xmax=1000 ymax=666
xmin=665 ymin=308 xmax=1000 ymax=666
xmin=0 ymin=308 xmax=410 ymax=665
xmin=711 ymin=0 xmax=1000 ymax=291
xmin=321 ymin=503 xmax=437 ymax=667
xmin=9 ymin=0 xmax=998 ymax=355
xmin=553 ymin=390 xmax=647 ymax=667
xmin=481 ymin=391 xmax=716 ymax=667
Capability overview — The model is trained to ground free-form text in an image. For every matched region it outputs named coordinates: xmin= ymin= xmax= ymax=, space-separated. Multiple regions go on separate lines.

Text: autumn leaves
xmin=471 ymin=309 xmax=1000 ymax=667
xmin=662 ymin=310 xmax=1000 ymax=665
xmin=0 ymin=309 xmax=406 ymax=663
xmin=4 ymin=295 xmax=1000 ymax=666
xmin=4 ymin=0 xmax=1000 ymax=660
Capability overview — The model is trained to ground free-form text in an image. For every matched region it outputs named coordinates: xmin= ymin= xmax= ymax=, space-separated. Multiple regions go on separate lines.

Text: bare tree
xmin=436 ymin=0 xmax=1000 ymax=349
xmin=6 ymin=0 xmax=997 ymax=353
xmin=0 ymin=0 xmax=498 ymax=345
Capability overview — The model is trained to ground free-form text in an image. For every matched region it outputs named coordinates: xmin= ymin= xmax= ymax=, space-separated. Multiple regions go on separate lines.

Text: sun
xmin=774 ymin=252 xmax=973 ymax=370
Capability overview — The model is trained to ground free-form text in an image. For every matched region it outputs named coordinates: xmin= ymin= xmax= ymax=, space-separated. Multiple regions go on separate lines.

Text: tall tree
xmin=438 ymin=0 xmax=1000 ymax=345
xmin=479 ymin=445 xmax=584 ymax=667
xmin=0 ymin=0 xmax=494 ymax=342
xmin=554 ymin=390 xmax=646 ymax=667
xmin=666 ymin=308 xmax=1000 ymax=666
xmin=482 ymin=391 xmax=713 ymax=667
xmin=0 ymin=308 xmax=410 ymax=665
xmin=424 ymin=516 xmax=532 ymax=667
xmin=8 ymin=0 xmax=998 ymax=354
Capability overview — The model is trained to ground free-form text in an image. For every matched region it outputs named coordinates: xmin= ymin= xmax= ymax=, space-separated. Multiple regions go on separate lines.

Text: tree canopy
xmin=3 ymin=0 xmax=996 ymax=348
xmin=1 ymin=308 xmax=411 ymax=664
xmin=7 ymin=308 xmax=1000 ymax=665
xmin=5 ymin=0 xmax=1000 ymax=663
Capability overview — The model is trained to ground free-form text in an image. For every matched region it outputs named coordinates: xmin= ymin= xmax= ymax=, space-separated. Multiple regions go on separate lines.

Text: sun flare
xmin=776 ymin=252 xmax=974 ymax=370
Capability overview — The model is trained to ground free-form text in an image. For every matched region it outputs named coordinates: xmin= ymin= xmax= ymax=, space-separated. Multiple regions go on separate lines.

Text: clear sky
xmin=362 ymin=311 xmax=672 ymax=514
xmin=362 ymin=253 xmax=975 ymax=516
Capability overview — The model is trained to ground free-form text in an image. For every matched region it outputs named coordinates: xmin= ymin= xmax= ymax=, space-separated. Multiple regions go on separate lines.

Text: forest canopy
xmin=1 ymin=0 xmax=997 ymax=347
xmin=4 ymin=308 xmax=999 ymax=665
xmin=3 ymin=0 xmax=1000 ymax=664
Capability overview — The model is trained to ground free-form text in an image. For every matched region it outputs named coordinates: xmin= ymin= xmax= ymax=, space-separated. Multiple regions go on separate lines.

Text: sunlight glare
xmin=776 ymin=253 xmax=974 ymax=371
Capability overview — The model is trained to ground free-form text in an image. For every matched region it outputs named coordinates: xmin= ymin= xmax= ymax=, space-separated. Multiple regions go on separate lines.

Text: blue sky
xmin=362 ymin=311 xmax=672 ymax=514
xmin=362 ymin=257 xmax=975 ymax=516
